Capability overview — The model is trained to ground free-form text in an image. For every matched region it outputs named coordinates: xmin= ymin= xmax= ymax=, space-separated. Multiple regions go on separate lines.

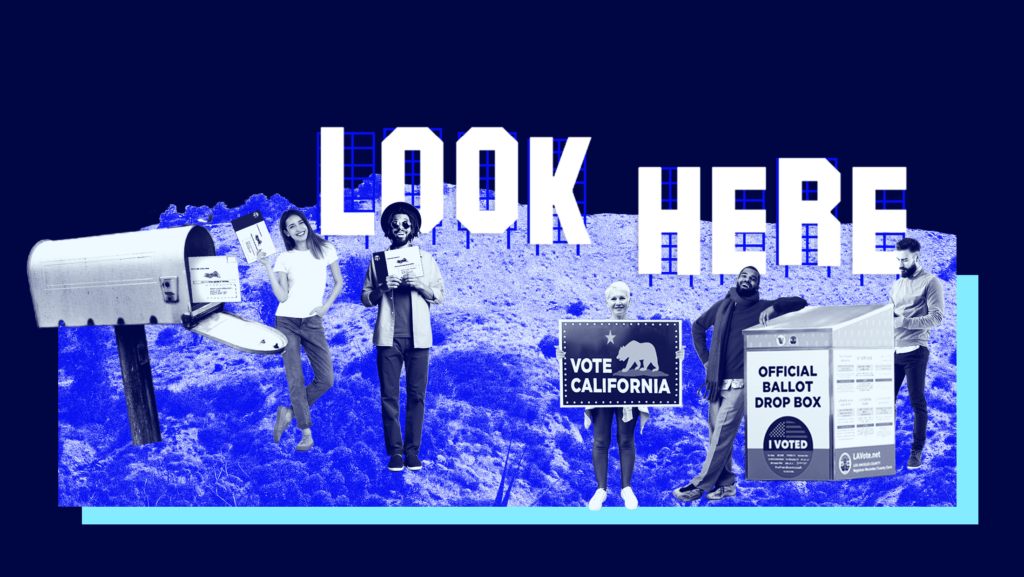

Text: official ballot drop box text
xmin=743 ymin=304 xmax=896 ymax=481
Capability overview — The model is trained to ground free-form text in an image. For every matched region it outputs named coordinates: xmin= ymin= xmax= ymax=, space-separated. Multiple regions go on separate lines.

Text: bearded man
xmin=889 ymin=237 xmax=944 ymax=470
xmin=673 ymin=266 xmax=808 ymax=502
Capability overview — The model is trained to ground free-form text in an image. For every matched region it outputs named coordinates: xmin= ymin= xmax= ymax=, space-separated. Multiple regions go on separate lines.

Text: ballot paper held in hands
xmin=372 ymin=246 xmax=423 ymax=281
xmin=188 ymin=256 xmax=241 ymax=302
xmin=231 ymin=210 xmax=278 ymax=263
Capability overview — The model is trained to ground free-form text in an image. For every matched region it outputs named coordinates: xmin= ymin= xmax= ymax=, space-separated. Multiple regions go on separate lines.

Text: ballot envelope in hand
xmin=231 ymin=210 xmax=278 ymax=264
xmin=372 ymin=245 xmax=423 ymax=281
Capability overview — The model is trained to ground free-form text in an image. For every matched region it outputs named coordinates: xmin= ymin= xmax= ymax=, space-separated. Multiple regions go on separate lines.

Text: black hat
xmin=381 ymin=201 xmax=422 ymax=231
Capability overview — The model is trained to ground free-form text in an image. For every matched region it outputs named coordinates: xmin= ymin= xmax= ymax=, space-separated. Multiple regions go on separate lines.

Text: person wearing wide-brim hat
xmin=361 ymin=201 xmax=446 ymax=473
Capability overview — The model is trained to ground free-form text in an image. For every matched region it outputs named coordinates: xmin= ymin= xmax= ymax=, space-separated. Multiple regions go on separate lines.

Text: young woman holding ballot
xmin=257 ymin=210 xmax=343 ymax=452
xmin=558 ymin=281 xmax=685 ymax=510
xmin=361 ymin=202 xmax=445 ymax=473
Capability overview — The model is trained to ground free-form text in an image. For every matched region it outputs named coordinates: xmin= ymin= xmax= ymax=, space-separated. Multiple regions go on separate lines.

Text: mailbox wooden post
xmin=114 ymin=324 xmax=162 ymax=445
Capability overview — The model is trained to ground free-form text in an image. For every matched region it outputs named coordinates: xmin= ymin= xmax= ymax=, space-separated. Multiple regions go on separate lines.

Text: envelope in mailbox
xmin=188 ymin=256 xmax=241 ymax=303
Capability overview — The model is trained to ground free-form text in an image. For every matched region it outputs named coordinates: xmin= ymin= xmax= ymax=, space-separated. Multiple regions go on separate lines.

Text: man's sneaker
xmin=706 ymin=485 xmax=736 ymax=501
xmin=273 ymin=406 xmax=292 ymax=444
xmin=405 ymin=455 xmax=422 ymax=471
xmin=588 ymin=488 xmax=607 ymax=511
xmin=908 ymin=449 xmax=923 ymax=469
xmin=621 ymin=486 xmax=639 ymax=510
xmin=672 ymin=484 xmax=703 ymax=502
xmin=387 ymin=455 xmax=405 ymax=472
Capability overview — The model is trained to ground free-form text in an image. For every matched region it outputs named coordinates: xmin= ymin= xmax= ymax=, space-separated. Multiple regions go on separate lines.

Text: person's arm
xmin=771 ymin=296 xmax=808 ymax=316
xmin=360 ymin=258 xmax=400 ymax=307
xmin=311 ymin=258 xmax=344 ymax=317
xmin=259 ymin=250 xmax=289 ymax=303
xmin=898 ymin=278 xmax=945 ymax=330
xmin=759 ymin=296 xmax=808 ymax=326
xmin=403 ymin=251 xmax=444 ymax=305
xmin=691 ymin=302 xmax=719 ymax=366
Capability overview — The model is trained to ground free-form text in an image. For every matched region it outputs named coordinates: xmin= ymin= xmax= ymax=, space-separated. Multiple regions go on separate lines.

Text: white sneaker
xmin=588 ymin=488 xmax=607 ymax=511
xmin=621 ymin=486 xmax=638 ymax=510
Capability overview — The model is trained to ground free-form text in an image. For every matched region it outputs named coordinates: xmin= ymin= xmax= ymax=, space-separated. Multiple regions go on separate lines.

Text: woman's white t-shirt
xmin=272 ymin=243 xmax=339 ymax=319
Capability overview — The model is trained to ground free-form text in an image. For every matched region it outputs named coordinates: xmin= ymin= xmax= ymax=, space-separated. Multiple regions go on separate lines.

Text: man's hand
xmin=759 ymin=306 xmax=775 ymax=327
xmin=310 ymin=305 xmax=330 ymax=318
xmin=556 ymin=350 xmax=565 ymax=361
xmin=380 ymin=275 xmax=401 ymax=292
xmin=675 ymin=349 xmax=686 ymax=361
xmin=402 ymin=273 xmax=427 ymax=293
xmin=893 ymin=315 xmax=904 ymax=328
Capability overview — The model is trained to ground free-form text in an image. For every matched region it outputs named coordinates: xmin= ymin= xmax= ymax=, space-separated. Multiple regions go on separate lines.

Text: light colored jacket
xmin=889 ymin=266 xmax=944 ymax=348
xmin=361 ymin=247 xmax=445 ymax=348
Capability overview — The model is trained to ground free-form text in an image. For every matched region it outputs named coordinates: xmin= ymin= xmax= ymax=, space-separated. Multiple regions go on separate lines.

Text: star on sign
xmin=605 ymin=330 xmax=616 ymax=344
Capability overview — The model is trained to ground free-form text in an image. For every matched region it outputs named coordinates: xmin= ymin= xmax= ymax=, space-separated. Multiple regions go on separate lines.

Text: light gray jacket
xmin=361 ymin=247 xmax=445 ymax=348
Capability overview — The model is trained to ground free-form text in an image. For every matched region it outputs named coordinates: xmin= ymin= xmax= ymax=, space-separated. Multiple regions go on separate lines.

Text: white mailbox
xmin=31 ymin=226 xmax=287 ymax=445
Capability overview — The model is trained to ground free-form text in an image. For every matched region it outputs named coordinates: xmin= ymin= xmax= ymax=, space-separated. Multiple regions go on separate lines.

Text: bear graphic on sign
xmin=617 ymin=341 xmax=659 ymax=372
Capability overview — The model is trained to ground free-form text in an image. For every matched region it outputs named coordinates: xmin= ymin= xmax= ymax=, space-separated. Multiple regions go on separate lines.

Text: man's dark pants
xmin=894 ymin=346 xmax=930 ymax=452
xmin=377 ymin=337 xmax=430 ymax=457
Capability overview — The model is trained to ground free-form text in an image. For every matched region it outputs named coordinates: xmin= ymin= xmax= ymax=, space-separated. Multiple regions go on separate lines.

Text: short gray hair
xmin=605 ymin=281 xmax=631 ymax=300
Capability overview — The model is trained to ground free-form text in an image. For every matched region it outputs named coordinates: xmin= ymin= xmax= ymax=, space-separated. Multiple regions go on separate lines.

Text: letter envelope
xmin=188 ymin=256 xmax=241 ymax=303
xmin=381 ymin=245 xmax=424 ymax=278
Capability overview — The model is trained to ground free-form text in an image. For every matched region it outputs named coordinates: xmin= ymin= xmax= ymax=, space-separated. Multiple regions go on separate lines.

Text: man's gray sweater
xmin=890 ymin=266 xmax=944 ymax=348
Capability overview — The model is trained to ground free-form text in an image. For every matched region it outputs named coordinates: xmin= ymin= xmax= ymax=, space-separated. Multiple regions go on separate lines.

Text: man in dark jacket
xmin=673 ymin=267 xmax=807 ymax=502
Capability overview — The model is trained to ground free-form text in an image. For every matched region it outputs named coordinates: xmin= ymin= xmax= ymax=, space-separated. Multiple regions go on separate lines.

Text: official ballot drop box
xmin=29 ymin=225 xmax=287 ymax=445
xmin=742 ymin=304 xmax=896 ymax=481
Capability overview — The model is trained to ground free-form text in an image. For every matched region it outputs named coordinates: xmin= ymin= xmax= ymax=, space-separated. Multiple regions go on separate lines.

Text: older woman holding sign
xmin=558 ymin=281 xmax=685 ymax=510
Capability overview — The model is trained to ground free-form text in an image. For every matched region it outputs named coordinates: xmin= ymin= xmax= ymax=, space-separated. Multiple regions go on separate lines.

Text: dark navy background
xmin=15 ymin=4 xmax=1005 ymax=571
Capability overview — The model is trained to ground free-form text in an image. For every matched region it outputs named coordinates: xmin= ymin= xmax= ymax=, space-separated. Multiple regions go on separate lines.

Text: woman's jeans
xmin=276 ymin=315 xmax=334 ymax=430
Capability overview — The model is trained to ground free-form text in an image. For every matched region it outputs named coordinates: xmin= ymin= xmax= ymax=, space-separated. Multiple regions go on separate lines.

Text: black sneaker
xmin=387 ymin=455 xmax=404 ymax=472
xmin=672 ymin=484 xmax=703 ymax=502
xmin=405 ymin=455 xmax=422 ymax=471
xmin=908 ymin=449 xmax=923 ymax=469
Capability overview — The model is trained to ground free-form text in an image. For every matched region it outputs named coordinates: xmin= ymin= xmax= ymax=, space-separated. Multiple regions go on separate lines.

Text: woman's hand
xmin=675 ymin=349 xmax=686 ymax=361
xmin=310 ymin=305 xmax=330 ymax=318
xmin=257 ymin=250 xmax=270 ymax=268
xmin=556 ymin=350 xmax=565 ymax=361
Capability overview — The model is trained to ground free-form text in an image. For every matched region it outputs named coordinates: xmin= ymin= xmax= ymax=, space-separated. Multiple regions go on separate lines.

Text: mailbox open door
xmin=184 ymin=305 xmax=286 ymax=354
xmin=30 ymin=225 xmax=288 ymax=445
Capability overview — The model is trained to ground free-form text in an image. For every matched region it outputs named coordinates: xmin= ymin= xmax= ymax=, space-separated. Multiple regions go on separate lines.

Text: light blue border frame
xmin=83 ymin=276 xmax=978 ymax=525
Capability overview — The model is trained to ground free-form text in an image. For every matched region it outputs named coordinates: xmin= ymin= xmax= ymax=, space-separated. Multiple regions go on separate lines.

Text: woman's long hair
xmin=279 ymin=209 xmax=330 ymax=260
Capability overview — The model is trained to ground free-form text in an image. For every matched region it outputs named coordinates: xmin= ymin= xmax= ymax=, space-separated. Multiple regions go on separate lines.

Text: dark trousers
xmin=894 ymin=346 xmax=930 ymax=451
xmin=377 ymin=337 xmax=430 ymax=457
xmin=591 ymin=407 xmax=638 ymax=490
xmin=276 ymin=316 xmax=335 ymax=430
